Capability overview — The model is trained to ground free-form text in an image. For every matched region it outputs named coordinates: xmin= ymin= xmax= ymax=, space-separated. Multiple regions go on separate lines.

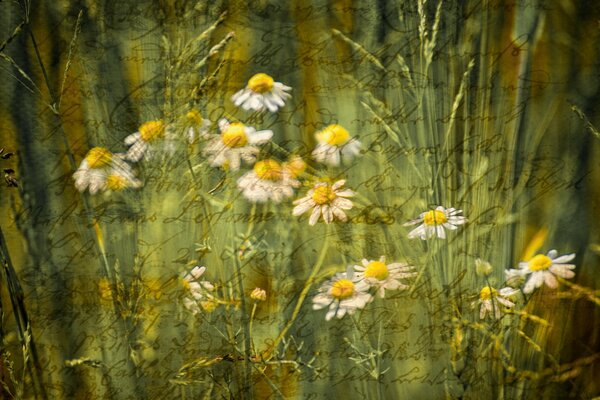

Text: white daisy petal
xmin=309 ymin=206 xmax=321 ymax=226
xmin=548 ymin=264 xmax=575 ymax=278
xmin=248 ymin=130 xmax=274 ymax=144
xmin=523 ymin=272 xmax=544 ymax=294
xmin=543 ymin=271 xmax=558 ymax=289
xmin=551 ymin=254 xmax=575 ymax=264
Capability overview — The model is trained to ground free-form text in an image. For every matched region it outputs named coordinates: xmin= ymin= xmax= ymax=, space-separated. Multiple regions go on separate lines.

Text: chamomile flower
xmin=236 ymin=158 xmax=300 ymax=203
xmin=509 ymin=250 xmax=576 ymax=294
xmin=184 ymin=109 xmax=211 ymax=144
xmin=124 ymin=120 xmax=166 ymax=162
xmin=182 ymin=266 xmax=216 ymax=315
xmin=73 ymin=147 xmax=141 ymax=194
xmin=312 ymin=268 xmax=373 ymax=321
xmin=311 ymin=124 xmax=362 ymax=167
xmin=232 ymin=73 xmax=291 ymax=112
xmin=404 ymin=206 xmax=467 ymax=240
xmin=353 ymin=256 xmax=417 ymax=298
xmin=292 ymin=180 xmax=355 ymax=225
xmin=203 ymin=119 xmax=273 ymax=171
xmin=474 ymin=286 xmax=519 ymax=319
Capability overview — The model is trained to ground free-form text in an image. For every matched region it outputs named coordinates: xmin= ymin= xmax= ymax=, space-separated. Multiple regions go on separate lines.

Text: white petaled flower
xmin=311 ymin=124 xmax=362 ymax=167
xmin=182 ymin=266 xmax=217 ymax=315
xmin=203 ymin=119 xmax=273 ymax=171
xmin=124 ymin=120 xmax=166 ymax=162
xmin=184 ymin=109 xmax=211 ymax=144
xmin=237 ymin=159 xmax=300 ymax=203
xmin=511 ymin=250 xmax=576 ymax=294
xmin=353 ymin=256 xmax=417 ymax=298
xmin=232 ymin=73 xmax=291 ymax=112
xmin=404 ymin=206 xmax=467 ymax=240
xmin=292 ymin=180 xmax=355 ymax=225
xmin=73 ymin=147 xmax=141 ymax=194
xmin=473 ymin=286 xmax=519 ymax=319
xmin=312 ymin=269 xmax=373 ymax=321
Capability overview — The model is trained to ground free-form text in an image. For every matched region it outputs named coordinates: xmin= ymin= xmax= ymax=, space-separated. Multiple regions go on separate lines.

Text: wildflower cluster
xmin=312 ymin=257 xmax=416 ymax=321
xmin=72 ymin=72 xmax=369 ymax=227
xmin=72 ymin=113 xmax=211 ymax=194
xmin=469 ymin=249 xmax=577 ymax=321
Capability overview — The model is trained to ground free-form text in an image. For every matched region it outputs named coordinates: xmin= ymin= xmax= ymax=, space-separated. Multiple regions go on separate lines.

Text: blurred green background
xmin=1 ymin=0 xmax=600 ymax=399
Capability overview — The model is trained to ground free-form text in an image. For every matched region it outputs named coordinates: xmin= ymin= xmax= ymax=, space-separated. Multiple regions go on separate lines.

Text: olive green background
xmin=1 ymin=0 xmax=599 ymax=399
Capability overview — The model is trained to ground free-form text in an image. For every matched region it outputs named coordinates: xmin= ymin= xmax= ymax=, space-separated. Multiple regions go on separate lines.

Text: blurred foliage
xmin=0 ymin=0 xmax=600 ymax=399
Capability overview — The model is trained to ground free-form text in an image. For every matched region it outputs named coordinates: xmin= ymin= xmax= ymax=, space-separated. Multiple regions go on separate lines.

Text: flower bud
xmin=250 ymin=287 xmax=267 ymax=302
xmin=475 ymin=258 xmax=493 ymax=277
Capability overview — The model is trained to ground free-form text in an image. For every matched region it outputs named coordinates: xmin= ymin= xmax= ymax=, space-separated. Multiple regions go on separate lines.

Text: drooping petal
xmin=309 ymin=206 xmax=321 ymax=226
xmin=552 ymin=253 xmax=576 ymax=264
xmin=543 ymin=271 xmax=558 ymax=289
xmin=523 ymin=272 xmax=544 ymax=294
xmin=247 ymin=129 xmax=273 ymax=144
xmin=549 ymin=264 xmax=575 ymax=279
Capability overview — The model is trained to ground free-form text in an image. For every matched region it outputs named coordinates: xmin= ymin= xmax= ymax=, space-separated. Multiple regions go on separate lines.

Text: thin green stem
xmin=249 ymin=303 xmax=258 ymax=354
xmin=264 ymin=225 xmax=331 ymax=359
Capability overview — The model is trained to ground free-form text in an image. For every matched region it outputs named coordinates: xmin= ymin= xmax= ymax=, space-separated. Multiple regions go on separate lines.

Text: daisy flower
xmin=474 ymin=286 xmax=519 ymax=319
xmin=292 ymin=179 xmax=355 ymax=225
xmin=203 ymin=119 xmax=273 ymax=171
xmin=181 ymin=266 xmax=217 ymax=315
xmin=236 ymin=158 xmax=300 ymax=203
xmin=311 ymin=124 xmax=362 ymax=167
xmin=509 ymin=250 xmax=576 ymax=294
xmin=124 ymin=120 xmax=166 ymax=162
xmin=312 ymin=268 xmax=373 ymax=321
xmin=404 ymin=206 xmax=466 ymax=240
xmin=353 ymin=256 xmax=417 ymax=298
xmin=232 ymin=73 xmax=291 ymax=112
xmin=184 ymin=109 xmax=211 ymax=144
xmin=73 ymin=147 xmax=141 ymax=194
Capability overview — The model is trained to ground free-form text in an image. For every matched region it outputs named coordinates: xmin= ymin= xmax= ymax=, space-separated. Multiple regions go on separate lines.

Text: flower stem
xmin=249 ymin=303 xmax=258 ymax=353
xmin=263 ymin=225 xmax=331 ymax=359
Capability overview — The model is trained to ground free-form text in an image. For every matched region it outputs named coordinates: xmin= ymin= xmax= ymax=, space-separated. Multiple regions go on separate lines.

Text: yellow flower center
xmin=254 ymin=159 xmax=282 ymax=181
xmin=479 ymin=287 xmax=498 ymax=300
xmin=312 ymin=185 xmax=337 ymax=205
xmin=182 ymin=279 xmax=190 ymax=291
xmin=364 ymin=261 xmax=389 ymax=281
xmin=106 ymin=174 xmax=128 ymax=191
xmin=423 ymin=210 xmax=448 ymax=226
xmin=284 ymin=156 xmax=306 ymax=178
xmin=247 ymin=73 xmax=274 ymax=93
xmin=186 ymin=109 xmax=203 ymax=125
xmin=528 ymin=254 xmax=552 ymax=271
xmin=221 ymin=123 xmax=248 ymax=148
xmin=85 ymin=147 xmax=112 ymax=169
xmin=316 ymin=124 xmax=351 ymax=146
xmin=330 ymin=279 xmax=355 ymax=300
xmin=201 ymin=300 xmax=218 ymax=313
xmin=139 ymin=120 xmax=165 ymax=142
